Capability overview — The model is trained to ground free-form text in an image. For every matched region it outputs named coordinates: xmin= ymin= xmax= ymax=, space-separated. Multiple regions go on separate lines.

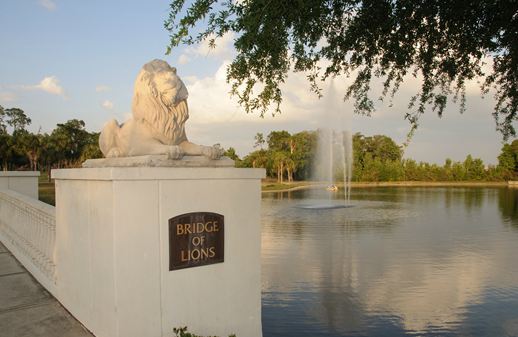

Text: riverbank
xmin=262 ymin=180 xmax=509 ymax=193
xmin=35 ymin=177 xmax=513 ymax=204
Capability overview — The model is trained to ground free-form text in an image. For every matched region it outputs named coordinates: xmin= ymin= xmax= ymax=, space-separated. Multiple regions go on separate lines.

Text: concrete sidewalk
xmin=0 ymin=241 xmax=94 ymax=337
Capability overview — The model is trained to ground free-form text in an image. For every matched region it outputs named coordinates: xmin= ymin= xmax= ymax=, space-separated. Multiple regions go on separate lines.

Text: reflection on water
xmin=498 ymin=188 xmax=518 ymax=229
xmin=261 ymin=187 xmax=518 ymax=337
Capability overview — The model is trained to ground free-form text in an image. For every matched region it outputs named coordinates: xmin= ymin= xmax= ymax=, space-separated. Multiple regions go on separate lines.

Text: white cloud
xmin=180 ymin=32 xmax=236 ymax=62
xmin=187 ymin=60 xmax=353 ymax=125
xmin=178 ymin=54 xmax=191 ymax=65
xmin=24 ymin=76 xmax=65 ymax=96
xmin=183 ymin=60 xmax=355 ymax=156
xmin=37 ymin=76 xmax=64 ymax=95
xmin=194 ymin=32 xmax=235 ymax=58
xmin=95 ymin=85 xmax=111 ymax=92
xmin=0 ymin=91 xmax=16 ymax=103
xmin=102 ymin=100 xmax=114 ymax=110
xmin=181 ymin=58 xmax=502 ymax=162
xmin=39 ymin=0 xmax=56 ymax=11
xmin=182 ymin=75 xmax=199 ymax=85
xmin=364 ymin=252 xmax=490 ymax=333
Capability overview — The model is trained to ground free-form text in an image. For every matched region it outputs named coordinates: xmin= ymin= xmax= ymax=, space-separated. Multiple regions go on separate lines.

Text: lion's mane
xmin=131 ymin=59 xmax=189 ymax=145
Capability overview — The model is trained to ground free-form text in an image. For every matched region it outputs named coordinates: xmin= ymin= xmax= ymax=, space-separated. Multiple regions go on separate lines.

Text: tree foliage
xmin=165 ymin=0 xmax=518 ymax=138
xmin=0 ymin=106 xmax=102 ymax=173
xmin=253 ymin=132 xmax=265 ymax=149
xmin=240 ymin=130 xmax=316 ymax=182
xmin=239 ymin=129 xmax=516 ymax=182
xmin=223 ymin=146 xmax=240 ymax=161
xmin=0 ymin=105 xmax=31 ymax=134
xmin=497 ymin=139 xmax=518 ymax=178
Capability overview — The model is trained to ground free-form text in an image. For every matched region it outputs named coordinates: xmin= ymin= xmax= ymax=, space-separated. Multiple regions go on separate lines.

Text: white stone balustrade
xmin=0 ymin=189 xmax=57 ymax=294
xmin=0 ymin=171 xmax=40 ymax=198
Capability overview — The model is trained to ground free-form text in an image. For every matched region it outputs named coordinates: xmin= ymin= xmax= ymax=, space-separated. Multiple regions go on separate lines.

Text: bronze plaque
xmin=169 ymin=212 xmax=224 ymax=270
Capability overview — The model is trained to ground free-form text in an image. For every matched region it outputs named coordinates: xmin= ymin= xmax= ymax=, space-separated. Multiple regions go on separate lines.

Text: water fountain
xmin=298 ymin=79 xmax=354 ymax=209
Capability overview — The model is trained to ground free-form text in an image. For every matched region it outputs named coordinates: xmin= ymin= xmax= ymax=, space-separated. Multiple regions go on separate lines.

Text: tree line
xmin=0 ymin=105 xmax=101 ymax=178
xmin=228 ymin=131 xmax=518 ymax=183
xmin=2 ymin=105 xmax=517 ymax=182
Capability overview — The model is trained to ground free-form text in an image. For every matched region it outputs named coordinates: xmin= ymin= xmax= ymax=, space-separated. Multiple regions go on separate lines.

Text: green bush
xmin=173 ymin=326 xmax=236 ymax=337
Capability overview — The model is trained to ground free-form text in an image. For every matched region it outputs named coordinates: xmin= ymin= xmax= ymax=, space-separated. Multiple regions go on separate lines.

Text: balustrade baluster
xmin=0 ymin=191 xmax=57 ymax=283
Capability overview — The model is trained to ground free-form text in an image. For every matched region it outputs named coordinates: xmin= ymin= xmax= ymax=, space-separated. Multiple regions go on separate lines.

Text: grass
xmin=261 ymin=180 xmax=312 ymax=191
xmin=38 ymin=173 xmax=55 ymax=206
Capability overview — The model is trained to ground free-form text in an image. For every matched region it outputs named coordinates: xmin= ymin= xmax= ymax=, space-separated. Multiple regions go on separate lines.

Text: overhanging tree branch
xmin=165 ymin=0 xmax=518 ymax=139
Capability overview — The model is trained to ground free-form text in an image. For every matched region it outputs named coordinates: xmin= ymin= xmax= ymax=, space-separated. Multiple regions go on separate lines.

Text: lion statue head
xmin=132 ymin=59 xmax=189 ymax=145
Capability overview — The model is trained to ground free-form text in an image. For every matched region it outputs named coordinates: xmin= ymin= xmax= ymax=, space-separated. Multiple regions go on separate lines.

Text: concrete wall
xmin=0 ymin=171 xmax=39 ymax=199
xmin=52 ymin=167 xmax=264 ymax=337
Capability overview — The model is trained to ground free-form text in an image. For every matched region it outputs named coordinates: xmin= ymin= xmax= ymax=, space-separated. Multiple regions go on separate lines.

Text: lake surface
xmin=261 ymin=187 xmax=518 ymax=337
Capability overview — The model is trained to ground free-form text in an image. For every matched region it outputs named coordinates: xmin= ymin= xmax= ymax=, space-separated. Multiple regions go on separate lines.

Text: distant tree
xmin=5 ymin=108 xmax=31 ymax=132
xmin=242 ymin=149 xmax=269 ymax=169
xmin=79 ymin=132 xmax=103 ymax=163
xmin=246 ymin=130 xmax=317 ymax=181
xmin=239 ymin=129 xmax=512 ymax=182
xmin=253 ymin=133 xmax=265 ymax=149
xmin=0 ymin=105 xmax=6 ymax=134
xmin=272 ymin=151 xmax=289 ymax=183
xmin=353 ymin=133 xmax=402 ymax=180
xmin=485 ymin=164 xmax=503 ymax=182
xmin=267 ymin=131 xmax=291 ymax=152
xmin=14 ymin=130 xmax=40 ymax=171
xmin=443 ymin=158 xmax=454 ymax=181
xmin=285 ymin=157 xmax=295 ymax=183
xmin=0 ymin=106 xmax=31 ymax=134
xmin=50 ymin=119 xmax=90 ymax=167
xmin=359 ymin=154 xmax=382 ymax=181
xmin=166 ymin=0 xmax=518 ymax=138
xmin=463 ymin=155 xmax=486 ymax=180
xmin=39 ymin=133 xmax=60 ymax=181
xmin=365 ymin=135 xmax=402 ymax=162
xmin=0 ymin=107 xmax=33 ymax=170
xmin=498 ymin=139 xmax=518 ymax=179
xmin=223 ymin=147 xmax=240 ymax=161
xmin=402 ymin=159 xmax=419 ymax=181
xmin=451 ymin=161 xmax=467 ymax=181
xmin=0 ymin=133 xmax=13 ymax=171
xmin=290 ymin=131 xmax=317 ymax=180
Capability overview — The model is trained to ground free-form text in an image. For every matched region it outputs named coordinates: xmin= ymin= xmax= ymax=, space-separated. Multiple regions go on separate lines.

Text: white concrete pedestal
xmin=52 ymin=167 xmax=265 ymax=337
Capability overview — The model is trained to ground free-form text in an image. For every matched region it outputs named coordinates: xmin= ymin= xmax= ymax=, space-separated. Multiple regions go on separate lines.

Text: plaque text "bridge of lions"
xmin=169 ymin=212 xmax=224 ymax=270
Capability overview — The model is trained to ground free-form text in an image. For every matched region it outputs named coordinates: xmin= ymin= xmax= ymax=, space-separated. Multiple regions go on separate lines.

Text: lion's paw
xmin=168 ymin=145 xmax=184 ymax=160
xmin=106 ymin=148 xmax=122 ymax=158
xmin=202 ymin=144 xmax=224 ymax=160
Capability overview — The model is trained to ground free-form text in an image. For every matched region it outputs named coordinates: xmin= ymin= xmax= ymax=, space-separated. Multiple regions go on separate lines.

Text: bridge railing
xmin=0 ymin=189 xmax=56 ymax=294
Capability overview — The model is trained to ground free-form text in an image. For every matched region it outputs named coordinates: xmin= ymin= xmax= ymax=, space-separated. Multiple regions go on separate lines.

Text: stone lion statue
xmin=99 ymin=59 xmax=224 ymax=160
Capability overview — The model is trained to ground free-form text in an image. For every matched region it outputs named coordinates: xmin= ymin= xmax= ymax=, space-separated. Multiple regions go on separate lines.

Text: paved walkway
xmin=0 ymin=241 xmax=94 ymax=337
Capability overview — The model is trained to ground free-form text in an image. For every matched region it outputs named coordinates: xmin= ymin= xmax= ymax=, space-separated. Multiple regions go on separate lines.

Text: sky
xmin=0 ymin=0 xmax=515 ymax=165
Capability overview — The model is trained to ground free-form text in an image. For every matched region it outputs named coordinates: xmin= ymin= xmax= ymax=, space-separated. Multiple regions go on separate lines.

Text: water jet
xmin=308 ymin=79 xmax=353 ymax=208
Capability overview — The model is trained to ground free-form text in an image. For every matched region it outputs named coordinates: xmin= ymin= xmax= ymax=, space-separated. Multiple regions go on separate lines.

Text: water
xmin=261 ymin=187 xmax=518 ymax=337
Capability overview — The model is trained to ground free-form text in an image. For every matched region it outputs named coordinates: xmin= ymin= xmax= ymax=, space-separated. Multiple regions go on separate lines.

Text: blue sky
xmin=0 ymin=0 xmax=515 ymax=164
